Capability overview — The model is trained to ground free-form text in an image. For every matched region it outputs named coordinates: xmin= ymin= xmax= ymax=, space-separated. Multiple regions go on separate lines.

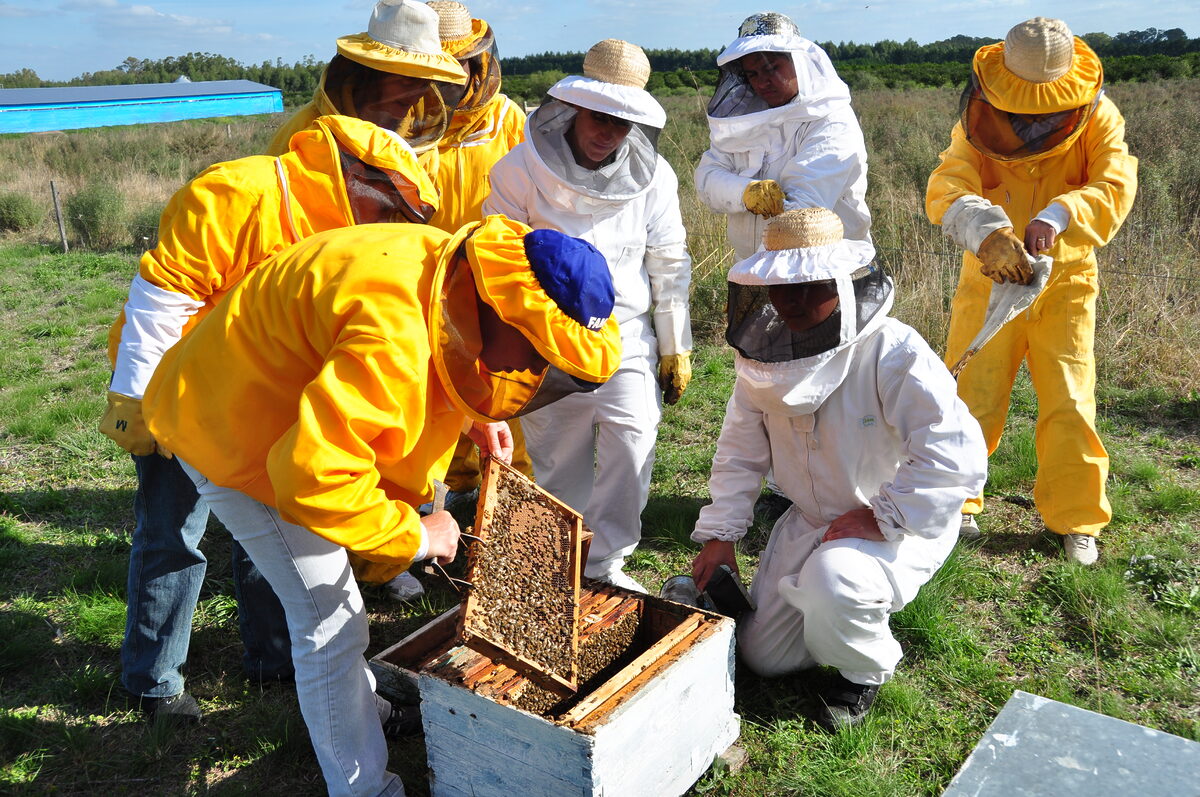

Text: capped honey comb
xmin=459 ymin=459 xmax=585 ymax=692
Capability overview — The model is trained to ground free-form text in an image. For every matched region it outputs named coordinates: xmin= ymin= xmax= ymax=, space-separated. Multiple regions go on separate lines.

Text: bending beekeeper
xmin=690 ymin=209 xmax=986 ymax=730
xmin=926 ymin=17 xmax=1137 ymax=564
xmin=141 ymin=217 xmax=621 ymax=796
xmin=99 ymin=115 xmax=440 ymax=724
xmin=267 ymin=0 xmax=467 ymax=170
xmin=696 ymin=11 xmax=871 ymax=261
xmin=483 ymin=39 xmax=692 ymax=591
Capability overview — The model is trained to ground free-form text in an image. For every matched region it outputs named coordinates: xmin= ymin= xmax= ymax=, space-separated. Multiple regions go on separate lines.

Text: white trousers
xmin=521 ymin=354 xmax=661 ymax=579
xmin=738 ymin=506 xmax=954 ymax=686
xmin=179 ymin=460 xmax=405 ymax=797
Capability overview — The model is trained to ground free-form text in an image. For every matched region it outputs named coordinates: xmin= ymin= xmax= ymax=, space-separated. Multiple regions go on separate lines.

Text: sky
xmin=2 ymin=0 xmax=1198 ymax=82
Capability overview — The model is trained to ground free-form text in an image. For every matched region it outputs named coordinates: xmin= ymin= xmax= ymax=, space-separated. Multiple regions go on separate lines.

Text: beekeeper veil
xmin=432 ymin=217 xmax=623 ymax=422
xmin=707 ymin=12 xmax=850 ymax=120
xmin=527 ymin=39 xmax=666 ymax=199
xmin=727 ymin=209 xmax=891 ymax=413
xmin=327 ymin=0 xmax=468 ymax=152
xmin=427 ymin=1 xmax=502 ymax=115
xmin=959 ymin=17 xmax=1104 ymax=162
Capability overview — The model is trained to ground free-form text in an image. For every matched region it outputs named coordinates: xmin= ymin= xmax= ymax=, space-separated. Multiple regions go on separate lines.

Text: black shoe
xmin=383 ymin=703 xmax=422 ymax=738
xmin=135 ymin=691 xmax=202 ymax=725
xmin=815 ymin=675 xmax=878 ymax=731
xmin=754 ymin=491 xmax=793 ymax=525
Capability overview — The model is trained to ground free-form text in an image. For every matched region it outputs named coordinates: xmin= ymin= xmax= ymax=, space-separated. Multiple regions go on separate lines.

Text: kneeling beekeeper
xmin=141 ymin=217 xmax=621 ymax=797
xmin=690 ymin=209 xmax=987 ymax=730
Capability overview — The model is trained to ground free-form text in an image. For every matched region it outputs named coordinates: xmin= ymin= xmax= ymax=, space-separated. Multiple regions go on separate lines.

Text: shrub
xmin=64 ymin=182 xmax=127 ymax=250
xmin=0 ymin=191 xmax=41 ymax=232
xmin=129 ymin=204 xmax=164 ymax=251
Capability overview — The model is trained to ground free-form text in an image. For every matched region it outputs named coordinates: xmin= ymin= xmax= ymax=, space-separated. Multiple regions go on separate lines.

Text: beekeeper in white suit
xmin=690 ymin=209 xmax=986 ymax=730
xmin=484 ymin=39 xmax=692 ymax=591
xmin=696 ymin=12 xmax=871 ymax=259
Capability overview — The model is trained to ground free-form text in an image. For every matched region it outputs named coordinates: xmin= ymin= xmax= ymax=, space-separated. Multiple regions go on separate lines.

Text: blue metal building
xmin=0 ymin=80 xmax=283 ymax=134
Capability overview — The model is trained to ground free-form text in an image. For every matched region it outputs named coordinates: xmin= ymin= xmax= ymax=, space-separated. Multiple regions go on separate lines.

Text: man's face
xmin=355 ymin=72 xmax=430 ymax=127
xmin=767 ymin=281 xmax=840 ymax=332
xmin=566 ymin=109 xmax=633 ymax=170
xmin=741 ymin=52 xmax=799 ymax=108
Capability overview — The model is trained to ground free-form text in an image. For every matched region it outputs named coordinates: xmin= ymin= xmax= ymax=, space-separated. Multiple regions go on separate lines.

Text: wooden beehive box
xmin=370 ymin=583 xmax=739 ymax=797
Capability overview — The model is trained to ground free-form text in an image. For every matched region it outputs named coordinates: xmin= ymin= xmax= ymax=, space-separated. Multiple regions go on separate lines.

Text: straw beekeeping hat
xmin=336 ymin=0 xmax=467 ymax=83
xmin=763 ymin=208 xmax=844 ymax=251
xmin=1003 ymin=17 xmax=1075 ymax=83
xmin=427 ymin=0 xmax=473 ymax=41
xmin=583 ymin=39 xmax=651 ymax=89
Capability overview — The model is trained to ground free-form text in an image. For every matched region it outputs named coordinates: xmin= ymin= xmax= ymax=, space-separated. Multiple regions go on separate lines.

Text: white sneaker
xmin=959 ymin=513 xmax=981 ymax=542
xmin=1062 ymin=533 xmax=1098 ymax=565
xmin=386 ymin=570 xmax=426 ymax=600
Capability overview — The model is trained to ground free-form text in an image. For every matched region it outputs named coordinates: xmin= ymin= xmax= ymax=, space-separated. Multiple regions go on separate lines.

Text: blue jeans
xmin=120 ymin=453 xmax=293 ymax=698
xmin=179 ymin=459 xmax=406 ymax=797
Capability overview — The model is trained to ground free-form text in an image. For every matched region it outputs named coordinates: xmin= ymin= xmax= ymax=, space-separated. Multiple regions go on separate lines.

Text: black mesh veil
xmin=726 ymin=264 xmax=890 ymax=363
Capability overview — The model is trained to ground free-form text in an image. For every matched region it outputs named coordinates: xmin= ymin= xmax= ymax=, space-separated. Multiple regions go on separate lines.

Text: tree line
xmin=1 ymin=27 xmax=1195 ymax=105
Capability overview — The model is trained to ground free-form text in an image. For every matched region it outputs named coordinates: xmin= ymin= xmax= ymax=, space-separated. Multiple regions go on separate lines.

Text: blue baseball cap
xmin=524 ymin=228 xmax=615 ymax=331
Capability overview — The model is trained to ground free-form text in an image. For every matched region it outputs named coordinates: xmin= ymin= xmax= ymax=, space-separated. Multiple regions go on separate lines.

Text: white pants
xmin=179 ymin=460 xmax=405 ymax=797
xmin=738 ymin=507 xmax=954 ymax=686
xmin=521 ymin=354 xmax=661 ymax=579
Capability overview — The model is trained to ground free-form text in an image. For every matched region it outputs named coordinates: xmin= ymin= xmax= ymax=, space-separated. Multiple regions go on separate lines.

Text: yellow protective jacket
xmin=143 ymin=218 xmax=621 ymax=573
xmin=144 ymin=224 xmax=473 ymax=571
xmin=428 ymin=93 xmax=525 ymax=232
xmin=108 ymin=115 xmax=437 ymax=369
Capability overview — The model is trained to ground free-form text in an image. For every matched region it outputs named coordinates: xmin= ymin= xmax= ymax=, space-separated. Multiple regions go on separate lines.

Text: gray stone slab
xmin=944 ymin=690 xmax=1200 ymax=797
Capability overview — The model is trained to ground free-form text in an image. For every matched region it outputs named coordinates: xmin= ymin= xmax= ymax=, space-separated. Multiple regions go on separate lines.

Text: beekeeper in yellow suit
xmin=424 ymin=0 xmax=533 ymax=518
xmin=926 ymin=17 xmax=1137 ymax=565
xmin=99 ymin=114 xmax=439 ymax=724
xmin=142 ymin=217 xmax=621 ymax=796
xmin=267 ymin=0 xmax=467 ymax=169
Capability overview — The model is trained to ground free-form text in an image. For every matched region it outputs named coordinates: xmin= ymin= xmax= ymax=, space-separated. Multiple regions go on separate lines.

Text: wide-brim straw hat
xmin=729 ymin=209 xmax=874 ymax=285
xmin=547 ymin=39 xmax=665 ymax=128
xmin=337 ymin=0 xmax=467 ymax=83
xmin=427 ymin=0 xmax=490 ymax=58
xmin=1004 ymin=17 xmax=1074 ymax=83
xmin=583 ymin=39 xmax=651 ymax=88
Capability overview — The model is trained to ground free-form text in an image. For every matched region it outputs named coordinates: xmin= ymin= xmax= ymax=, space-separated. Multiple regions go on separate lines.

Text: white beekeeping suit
xmin=691 ymin=209 xmax=985 ymax=729
xmin=484 ymin=39 xmax=691 ymax=591
xmin=695 ymin=12 xmax=872 ymax=260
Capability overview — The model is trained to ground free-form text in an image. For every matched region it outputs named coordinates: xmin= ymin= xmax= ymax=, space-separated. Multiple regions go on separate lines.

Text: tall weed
xmin=64 ymin=182 xmax=126 ymax=250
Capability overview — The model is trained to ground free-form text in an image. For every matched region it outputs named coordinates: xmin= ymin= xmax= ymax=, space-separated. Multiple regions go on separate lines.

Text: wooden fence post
xmin=50 ymin=180 xmax=68 ymax=254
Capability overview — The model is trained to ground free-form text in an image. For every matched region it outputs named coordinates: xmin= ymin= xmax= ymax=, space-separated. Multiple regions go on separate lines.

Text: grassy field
xmin=1 ymin=79 xmax=1199 ymax=794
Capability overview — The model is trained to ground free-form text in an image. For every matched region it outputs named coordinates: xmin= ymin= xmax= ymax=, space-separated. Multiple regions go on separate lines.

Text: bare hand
xmin=420 ymin=510 xmax=460 ymax=565
xmin=1024 ymin=220 xmax=1056 ymax=257
xmin=468 ymin=420 xmax=513 ymax=464
xmin=821 ymin=507 xmax=886 ymax=543
xmin=692 ymin=539 xmax=737 ymax=591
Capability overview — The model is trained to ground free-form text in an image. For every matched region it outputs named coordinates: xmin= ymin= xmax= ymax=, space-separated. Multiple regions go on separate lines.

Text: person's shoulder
xmin=869 ymin=319 xmax=940 ymax=366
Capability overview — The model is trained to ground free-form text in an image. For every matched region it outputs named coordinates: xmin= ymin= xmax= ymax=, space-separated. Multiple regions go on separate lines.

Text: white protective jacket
xmin=483 ymin=106 xmax=691 ymax=360
xmin=695 ymin=36 xmax=872 ymax=260
xmin=692 ymin=318 xmax=986 ymax=547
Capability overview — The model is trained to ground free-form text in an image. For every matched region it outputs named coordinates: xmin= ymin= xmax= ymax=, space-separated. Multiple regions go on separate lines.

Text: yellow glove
xmin=659 ymin=351 xmax=692 ymax=406
xmin=742 ymin=180 xmax=785 ymax=218
xmin=977 ymin=228 xmax=1033 ymax=285
xmin=99 ymin=391 xmax=161 ymax=456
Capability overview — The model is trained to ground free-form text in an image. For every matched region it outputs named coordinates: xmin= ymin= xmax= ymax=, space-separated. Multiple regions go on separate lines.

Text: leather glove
xmin=742 ymin=180 xmax=785 ymax=218
xmin=659 ymin=351 xmax=692 ymax=406
xmin=977 ymin=227 xmax=1034 ymax=285
xmin=99 ymin=391 xmax=162 ymax=456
